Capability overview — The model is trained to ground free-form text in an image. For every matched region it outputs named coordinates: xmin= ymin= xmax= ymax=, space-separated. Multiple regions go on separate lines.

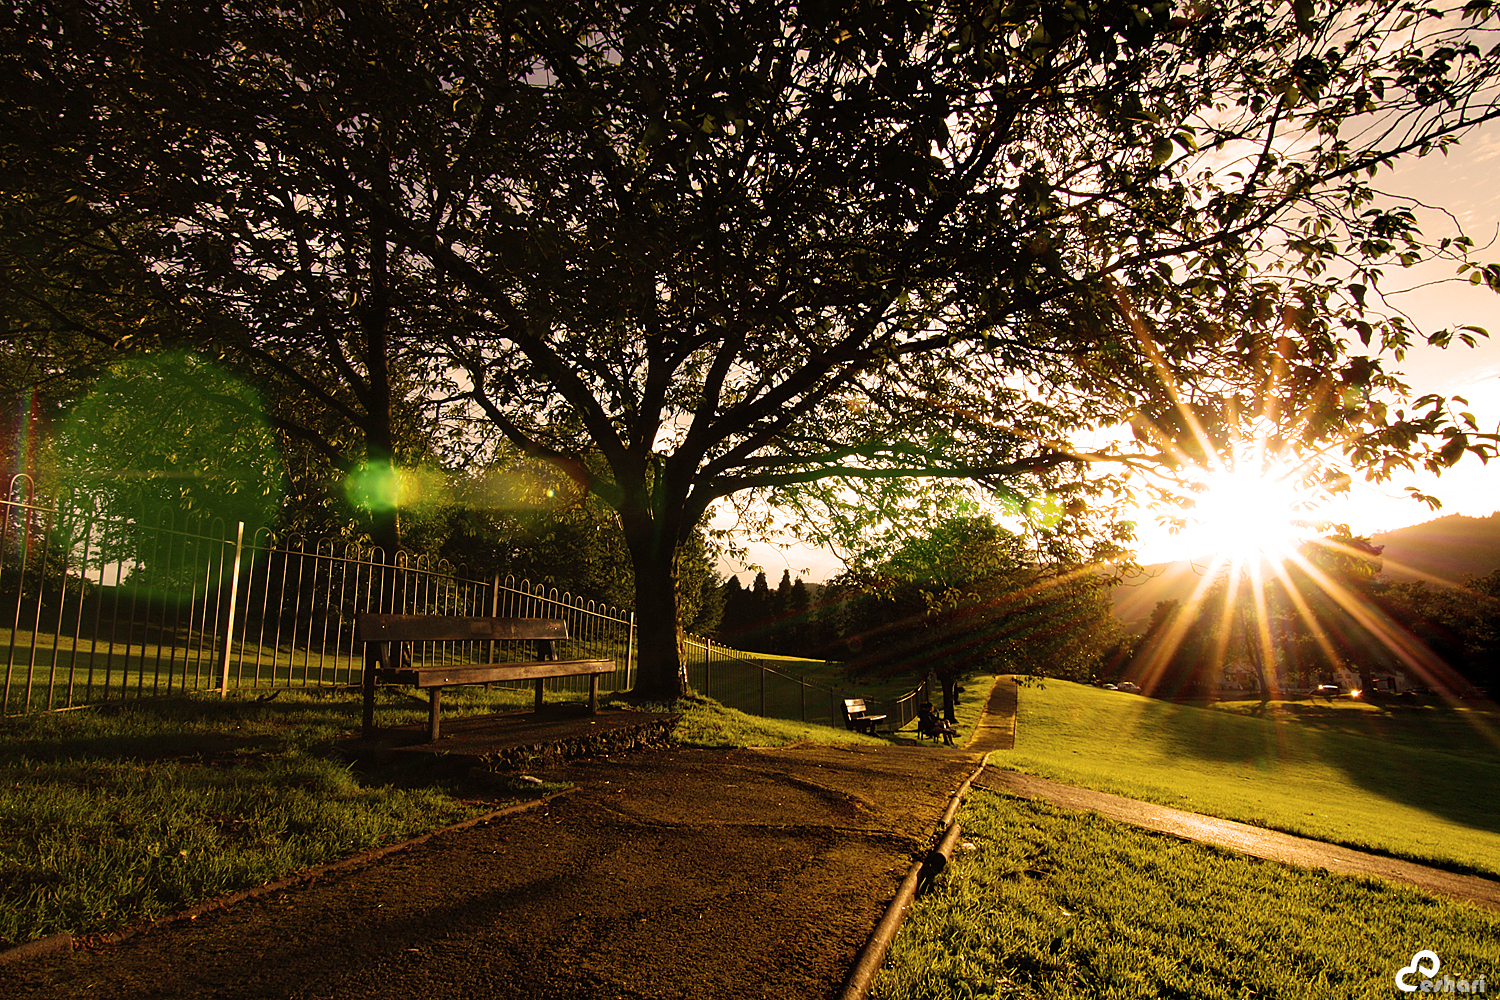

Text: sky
xmin=719 ymin=121 xmax=1500 ymax=584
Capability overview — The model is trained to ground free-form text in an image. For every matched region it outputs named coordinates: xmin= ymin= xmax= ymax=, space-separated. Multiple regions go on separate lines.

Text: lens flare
xmin=343 ymin=463 xmax=450 ymax=512
xmin=1185 ymin=466 xmax=1311 ymax=563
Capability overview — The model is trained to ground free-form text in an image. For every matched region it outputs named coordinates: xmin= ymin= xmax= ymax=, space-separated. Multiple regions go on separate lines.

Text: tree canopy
xmin=5 ymin=0 xmax=1500 ymax=696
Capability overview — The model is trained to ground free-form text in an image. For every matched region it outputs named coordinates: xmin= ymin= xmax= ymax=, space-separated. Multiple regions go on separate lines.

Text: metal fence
xmin=680 ymin=635 xmax=930 ymax=730
xmin=4 ymin=479 xmax=926 ymax=726
xmin=0 ymin=476 xmax=637 ymax=714
xmin=682 ymin=635 xmax=841 ymax=724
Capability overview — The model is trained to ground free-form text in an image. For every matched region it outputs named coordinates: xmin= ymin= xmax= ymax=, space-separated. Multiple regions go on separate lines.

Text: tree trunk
xmin=621 ymin=510 xmax=688 ymax=702
xmin=938 ymin=672 xmax=958 ymax=722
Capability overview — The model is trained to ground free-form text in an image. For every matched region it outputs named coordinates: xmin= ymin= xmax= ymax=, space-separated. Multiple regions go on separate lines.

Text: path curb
xmin=838 ymin=752 xmax=991 ymax=1000
xmin=0 ymin=933 xmax=73 ymax=967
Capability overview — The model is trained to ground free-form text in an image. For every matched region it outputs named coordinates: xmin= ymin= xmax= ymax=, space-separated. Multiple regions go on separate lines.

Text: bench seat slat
xmin=382 ymin=659 xmax=615 ymax=688
xmin=356 ymin=614 xmax=568 ymax=642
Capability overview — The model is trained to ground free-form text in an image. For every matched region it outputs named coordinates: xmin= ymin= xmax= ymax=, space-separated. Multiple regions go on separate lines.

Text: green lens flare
xmin=58 ymin=351 xmax=284 ymax=528
xmin=344 ymin=463 xmax=451 ymax=512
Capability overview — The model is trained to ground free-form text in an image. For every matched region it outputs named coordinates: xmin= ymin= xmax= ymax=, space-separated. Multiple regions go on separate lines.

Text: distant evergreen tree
xmin=718 ymin=575 xmax=748 ymax=641
xmin=751 ymin=570 xmax=771 ymax=615
xmin=787 ymin=576 xmax=811 ymax=654
xmin=768 ymin=569 xmax=794 ymax=652
xmin=773 ymin=569 xmax=792 ymax=616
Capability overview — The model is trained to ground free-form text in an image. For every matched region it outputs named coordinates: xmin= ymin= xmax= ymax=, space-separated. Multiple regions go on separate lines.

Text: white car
xmin=1118 ymin=681 xmax=1140 ymax=693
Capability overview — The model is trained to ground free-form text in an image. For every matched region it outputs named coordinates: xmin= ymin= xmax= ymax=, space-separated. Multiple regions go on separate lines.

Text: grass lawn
xmin=669 ymin=672 xmax=995 ymax=748
xmin=668 ymin=696 xmax=885 ymax=748
xmin=0 ymin=685 xmax=588 ymax=948
xmin=991 ymin=679 xmax=1500 ymax=877
xmin=877 ymin=792 xmax=1500 ymax=1000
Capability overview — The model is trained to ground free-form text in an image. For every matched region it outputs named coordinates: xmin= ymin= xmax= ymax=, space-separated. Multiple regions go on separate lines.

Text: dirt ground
xmin=1 ymin=742 xmax=981 ymax=1000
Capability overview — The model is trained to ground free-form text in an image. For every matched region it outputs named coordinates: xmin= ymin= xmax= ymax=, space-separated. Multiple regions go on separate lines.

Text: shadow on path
xmin=3 ymin=745 xmax=978 ymax=1000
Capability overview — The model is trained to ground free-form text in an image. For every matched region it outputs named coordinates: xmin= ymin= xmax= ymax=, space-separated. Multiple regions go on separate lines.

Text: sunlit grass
xmin=0 ymin=755 xmax=470 ymax=948
xmin=877 ymin=792 xmax=1500 ymax=1000
xmin=992 ymin=679 xmax=1500 ymax=877
xmin=668 ymin=696 xmax=885 ymax=748
xmin=668 ymin=675 xmax=996 ymax=749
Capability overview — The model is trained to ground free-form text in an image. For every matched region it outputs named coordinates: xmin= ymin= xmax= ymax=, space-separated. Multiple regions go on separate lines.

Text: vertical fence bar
xmin=218 ymin=522 xmax=245 ymax=697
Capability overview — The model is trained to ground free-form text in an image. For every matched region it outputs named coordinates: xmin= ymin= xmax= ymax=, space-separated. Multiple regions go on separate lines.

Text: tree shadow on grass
xmin=1144 ymin=695 xmax=1500 ymax=845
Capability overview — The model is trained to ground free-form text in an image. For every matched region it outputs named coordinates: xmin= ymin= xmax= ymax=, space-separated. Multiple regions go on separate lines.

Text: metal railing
xmin=682 ymin=634 xmax=841 ymax=724
xmin=0 ymin=477 xmax=640 ymax=713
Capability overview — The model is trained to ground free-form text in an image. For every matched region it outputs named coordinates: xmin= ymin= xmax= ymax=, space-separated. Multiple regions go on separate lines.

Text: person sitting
xmin=917 ymin=702 xmax=956 ymax=746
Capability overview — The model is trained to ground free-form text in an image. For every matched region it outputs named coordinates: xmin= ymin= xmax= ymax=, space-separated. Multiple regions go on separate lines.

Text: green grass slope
xmin=879 ymin=794 xmax=1499 ymax=1000
xmin=991 ymin=680 xmax=1500 ymax=878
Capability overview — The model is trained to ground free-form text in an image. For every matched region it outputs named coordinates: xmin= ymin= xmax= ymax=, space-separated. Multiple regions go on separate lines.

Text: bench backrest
xmin=844 ymin=698 xmax=868 ymax=715
xmin=355 ymin=614 xmax=568 ymax=643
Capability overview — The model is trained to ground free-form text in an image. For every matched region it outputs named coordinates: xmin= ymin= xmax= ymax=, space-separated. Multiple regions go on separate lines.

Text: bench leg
xmin=534 ymin=678 xmax=545 ymax=712
xmin=588 ymin=674 xmax=598 ymax=715
xmin=429 ymin=686 xmax=442 ymax=743
xmin=362 ymin=643 xmax=377 ymax=739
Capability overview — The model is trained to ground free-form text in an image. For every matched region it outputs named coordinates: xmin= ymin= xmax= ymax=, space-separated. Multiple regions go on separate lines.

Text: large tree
xmin=5 ymin=0 xmax=1499 ymax=698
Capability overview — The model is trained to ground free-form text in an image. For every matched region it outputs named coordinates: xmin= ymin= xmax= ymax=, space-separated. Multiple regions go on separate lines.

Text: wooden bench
xmin=357 ymin=614 xmax=614 ymax=742
xmin=842 ymin=698 xmax=888 ymax=735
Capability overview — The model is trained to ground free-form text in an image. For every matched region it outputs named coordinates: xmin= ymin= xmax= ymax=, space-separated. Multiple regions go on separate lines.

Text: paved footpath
xmin=960 ymin=675 xmax=1499 ymax=911
xmin=973 ymin=767 xmax=1500 ymax=911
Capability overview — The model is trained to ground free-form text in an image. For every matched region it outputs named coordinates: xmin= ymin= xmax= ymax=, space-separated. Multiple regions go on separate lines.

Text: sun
xmin=1180 ymin=466 xmax=1312 ymax=563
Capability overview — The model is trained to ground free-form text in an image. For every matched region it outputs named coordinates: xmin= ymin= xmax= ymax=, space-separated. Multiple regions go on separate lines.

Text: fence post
xmin=801 ymin=678 xmax=806 ymax=722
xmin=218 ymin=521 xmax=245 ymax=697
xmin=626 ymin=611 xmax=636 ymax=692
xmin=704 ymin=638 xmax=711 ymax=700
xmin=760 ymin=663 xmax=766 ymax=717
xmin=489 ymin=573 xmax=500 ymax=663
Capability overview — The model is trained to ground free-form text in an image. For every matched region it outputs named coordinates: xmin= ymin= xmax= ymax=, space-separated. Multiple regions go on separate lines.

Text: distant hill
xmin=1372 ymin=512 xmax=1500 ymax=585
xmin=1110 ymin=558 xmax=1225 ymax=633
xmin=1110 ymin=511 xmax=1500 ymax=632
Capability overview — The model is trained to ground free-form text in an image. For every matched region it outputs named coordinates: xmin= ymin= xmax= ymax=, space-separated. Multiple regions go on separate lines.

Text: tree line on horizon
xmin=1111 ymin=537 xmax=1499 ymax=700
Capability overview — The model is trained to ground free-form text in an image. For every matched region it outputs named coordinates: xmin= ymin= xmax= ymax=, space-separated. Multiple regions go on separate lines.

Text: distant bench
xmin=357 ymin=613 xmax=614 ymax=742
xmin=843 ymin=698 xmax=888 ymax=735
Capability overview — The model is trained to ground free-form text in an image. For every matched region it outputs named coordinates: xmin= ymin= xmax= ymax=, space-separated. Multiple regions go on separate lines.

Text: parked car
xmin=1102 ymin=683 xmax=1118 ymax=691
xmin=1117 ymin=681 xmax=1140 ymax=693
xmin=1314 ymin=684 xmax=1341 ymax=699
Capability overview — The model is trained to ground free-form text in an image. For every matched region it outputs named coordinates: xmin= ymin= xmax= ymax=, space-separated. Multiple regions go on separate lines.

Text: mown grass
xmin=0 ymin=686 xmax=590 ymax=948
xmin=877 ymin=792 xmax=1500 ymax=1000
xmin=992 ymin=679 xmax=1500 ymax=877
xmin=668 ymin=672 xmax=997 ymax=748
xmin=668 ymin=696 xmax=886 ymax=748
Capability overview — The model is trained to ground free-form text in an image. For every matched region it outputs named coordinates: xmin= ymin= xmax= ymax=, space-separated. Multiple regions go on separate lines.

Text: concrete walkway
xmin=974 ymin=767 xmax=1500 ymax=911
xmin=963 ymin=675 xmax=1016 ymax=753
